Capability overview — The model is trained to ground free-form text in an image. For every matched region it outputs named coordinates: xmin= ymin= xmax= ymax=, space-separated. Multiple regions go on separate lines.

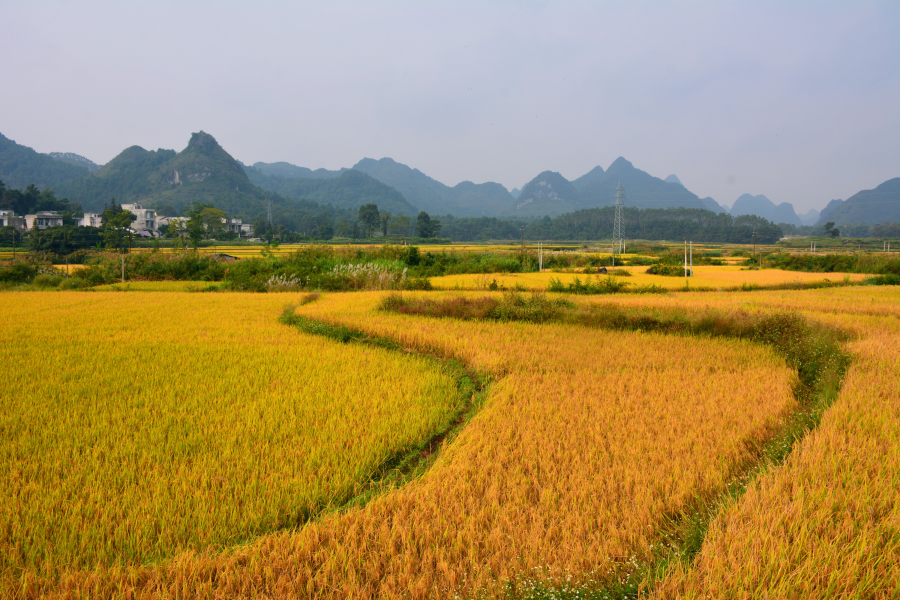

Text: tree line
xmin=440 ymin=206 xmax=785 ymax=243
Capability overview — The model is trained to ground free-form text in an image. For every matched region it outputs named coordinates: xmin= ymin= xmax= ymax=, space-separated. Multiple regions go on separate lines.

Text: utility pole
xmin=684 ymin=240 xmax=688 ymax=278
xmin=613 ymin=181 xmax=625 ymax=258
xmin=520 ymin=226 xmax=524 ymax=248
xmin=690 ymin=241 xmax=693 ymax=277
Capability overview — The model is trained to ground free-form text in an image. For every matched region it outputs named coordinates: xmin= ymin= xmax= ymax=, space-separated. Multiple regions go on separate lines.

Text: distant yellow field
xmin=49 ymin=263 xmax=88 ymax=272
xmin=91 ymin=280 xmax=215 ymax=291
xmin=156 ymin=243 xmax=583 ymax=256
xmin=432 ymin=265 xmax=867 ymax=291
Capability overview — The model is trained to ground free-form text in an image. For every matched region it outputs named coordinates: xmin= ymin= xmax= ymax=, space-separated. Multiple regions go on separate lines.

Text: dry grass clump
xmin=381 ymin=291 xmax=572 ymax=323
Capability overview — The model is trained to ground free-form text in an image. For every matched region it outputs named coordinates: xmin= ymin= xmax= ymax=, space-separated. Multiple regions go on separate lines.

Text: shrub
xmin=548 ymin=275 xmax=631 ymax=295
xmin=0 ymin=261 xmax=38 ymax=283
xmin=864 ymin=274 xmax=900 ymax=286
xmin=33 ymin=274 xmax=64 ymax=288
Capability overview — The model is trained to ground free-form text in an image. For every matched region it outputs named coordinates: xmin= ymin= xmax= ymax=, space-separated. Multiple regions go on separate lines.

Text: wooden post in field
xmin=684 ymin=240 xmax=687 ymax=278
xmin=121 ymin=248 xmax=125 ymax=283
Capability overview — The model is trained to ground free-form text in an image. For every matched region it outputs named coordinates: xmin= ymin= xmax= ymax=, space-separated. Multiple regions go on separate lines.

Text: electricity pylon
xmin=613 ymin=181 xmax=625 ymax=255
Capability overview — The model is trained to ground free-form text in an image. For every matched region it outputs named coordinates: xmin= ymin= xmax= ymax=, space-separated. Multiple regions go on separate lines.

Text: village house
xmin=24 ymin=211 xmax=64 ymax=230
xmin=0 ymin=210 xmax=26 ymax=230
xmin=224 ymin=218 xmax=253 ymax=238
xmin=121 ymin=204 xmax=159 ymax=236
xmin=78 ymin=213 xmax=103 ymax=228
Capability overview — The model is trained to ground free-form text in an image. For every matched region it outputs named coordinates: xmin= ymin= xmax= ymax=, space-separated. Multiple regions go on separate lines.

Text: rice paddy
xmin=1 ymin=256 xmax=897 ymax=598
xmin=431 ymin=265 xmax=868 ymax=292
xmin=0 ymin=292 xmax=464 ymax=594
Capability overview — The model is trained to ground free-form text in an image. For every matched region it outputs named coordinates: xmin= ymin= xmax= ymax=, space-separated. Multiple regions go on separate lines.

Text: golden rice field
xmin=2 ymin=283 xmax=898 ymax=598
xmin=601 ymin=287 xmax=900 ymax=598
xmin=90 ymin=280 xmax=214 ymax=291
xmin=153 ymin=243 xmax=583 ymax=257
xmin=431 ymin=265 xmax=867 ymax=291
xmin=27 ymin=290 xmax=805 ymax=598
xmin=0 ymin=293 xmax=464 ymax=595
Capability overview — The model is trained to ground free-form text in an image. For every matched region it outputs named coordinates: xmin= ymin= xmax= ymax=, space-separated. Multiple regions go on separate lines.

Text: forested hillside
xmin=817 ymin=178 xmax=900 ymax=226
xmin=730 ymin=193 xmax=801 ymax=226
xmin=572 ymin=157 xmax=708 ymax=210
xmin=509 ymin=171 xmax=581 ymax=217
xmin=0 ymin=133 xmax=91 ymax=191
xmin=48 ymin=152 xmax=101 ymax=171
xmin=245 ymin=166 xmax=418 ymax=216
xmin=352 ymin=157 xmax=513 ymax=216
xmin=441 ymin=206 xmax=783 ymax=243
xmin=252 ymin=162 xmax=345 ymax=179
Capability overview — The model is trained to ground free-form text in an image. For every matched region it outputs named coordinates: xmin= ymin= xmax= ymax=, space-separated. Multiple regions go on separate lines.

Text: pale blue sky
xmin=1 ymin=0 xmax=897 ymax=212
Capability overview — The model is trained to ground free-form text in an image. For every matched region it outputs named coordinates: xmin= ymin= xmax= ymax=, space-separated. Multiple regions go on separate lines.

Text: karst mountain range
xmin=1 ymin=130 xmax=897 ymax=228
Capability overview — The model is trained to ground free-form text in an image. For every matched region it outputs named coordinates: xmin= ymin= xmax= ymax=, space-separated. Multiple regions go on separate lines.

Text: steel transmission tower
xmin=613 ymin=181 xmax=625 ymax=255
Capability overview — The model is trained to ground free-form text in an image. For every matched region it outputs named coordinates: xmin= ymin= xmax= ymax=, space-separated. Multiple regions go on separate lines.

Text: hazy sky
xmin=2 ymin=1 xmax=898 ymax=212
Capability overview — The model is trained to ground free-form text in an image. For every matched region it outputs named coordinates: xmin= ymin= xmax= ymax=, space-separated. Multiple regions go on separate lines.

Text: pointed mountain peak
xmin=607 ymin=157 xmax=634 ymax=171
xmin=664 ymin=174 xmax=683 ymax=186
xmin=186 ymin=131 xmax=223 ymax=154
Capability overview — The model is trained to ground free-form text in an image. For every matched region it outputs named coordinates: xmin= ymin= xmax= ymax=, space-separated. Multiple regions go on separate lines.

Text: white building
xmin=24 ymin=211 xmax=64 ymax=230
xmin=121 ymin=204 xmax=158 ymax=236
xmin=78 ymin=213 xmax=103 ymax=228
xmin=224 ymin=218 xmax=253 ymax=238
xmin=0 ymin=210 xmax=26 ymax=230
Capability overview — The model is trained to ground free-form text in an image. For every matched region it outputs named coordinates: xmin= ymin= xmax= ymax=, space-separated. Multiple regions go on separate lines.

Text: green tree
xmin=380 ymin=212 xmax=391 ymax=237
xmin=199 ymin=206 xmax=227 ymax=239
xmin=823 ymin=221 xmax=840 ymax=238
xmin=102 ymin=206 xmax=135 ymax=250
xmin=358 ymin=203 xmax=380 ymax=238
xmin=416 ymin=211 xmax=441 ymax=238
xmin=165 ymin=219 xmax=189 ymax=251
xmin=389 ymin=213 xmax=411 ymax=237
xmin=186 ymin=205 xmax=208 ymax=249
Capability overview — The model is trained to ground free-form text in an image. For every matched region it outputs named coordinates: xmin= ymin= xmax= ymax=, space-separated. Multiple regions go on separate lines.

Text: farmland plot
xmin=0 ymin=292 xmax=463 ymax=594
xmin=56 ymin=291 xmax=799 ymax=599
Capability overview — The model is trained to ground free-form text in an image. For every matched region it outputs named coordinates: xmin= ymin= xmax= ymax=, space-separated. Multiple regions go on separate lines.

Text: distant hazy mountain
xmin=700 ymin=197 xmax=730 ymax=214
xmin=252 ymin=161 xmax=345 ymax=180
xmin=510 ymin=187 xmax=521 ymax=199
xmin=818 ymin=199 xmax=845 ymax=222
xmin=49 ymin=152 xmax=100 ymax=172
xmin=799 ymin=209 xmax=820 ymax=226
xmin=352 ymin=157 xmax=513 ymax=216
xmin=730 ymin=193 xmax=802 ymax=226
xmin=816 ymin=178 xmax=900 ymax=226
xmin=56 ymin=131 xmax=269 ymax=215
xmin=572 ymin=158 xmax=707 ymax=210
xmin=246 ymin=166 xmax=418 ymax=216
xmin=509 ymin=171 xmax=581 ymax=217
xmin=664 ymin=174 xmax=683 ymax=185
xmin=0 ymin=132 xmax=92 ymax=191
